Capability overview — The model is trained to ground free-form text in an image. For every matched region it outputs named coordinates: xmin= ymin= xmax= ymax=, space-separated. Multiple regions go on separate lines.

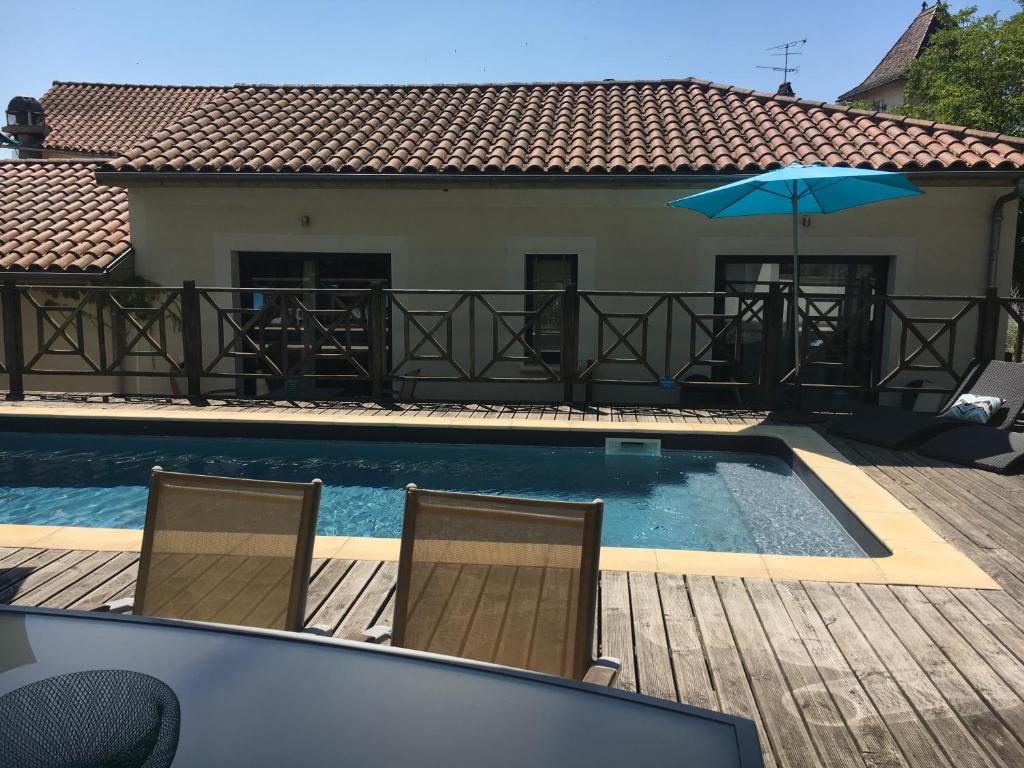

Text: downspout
xmin=988 ymin=179 xmax=1024 ymax=286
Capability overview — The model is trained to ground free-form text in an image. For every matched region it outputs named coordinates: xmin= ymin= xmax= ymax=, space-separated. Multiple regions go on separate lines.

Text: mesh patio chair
xmin=827 ymin=359 xmax=1024 ymax=449
xmin=97 ymin=467 xmax=322 ymax=632
xmin=354 ymin=485 xmax=620 ymax=686
xmin=0 ymin=669 xmax=180 ymax=768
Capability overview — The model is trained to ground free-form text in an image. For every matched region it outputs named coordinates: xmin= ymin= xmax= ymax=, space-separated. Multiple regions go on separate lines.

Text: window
xmin=525 ymin=254 xmax=578 ymax=364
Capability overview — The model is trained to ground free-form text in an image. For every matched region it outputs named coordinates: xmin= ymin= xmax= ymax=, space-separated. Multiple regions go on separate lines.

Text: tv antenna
xmin=757 ymin=39 xmax=806 ymax=80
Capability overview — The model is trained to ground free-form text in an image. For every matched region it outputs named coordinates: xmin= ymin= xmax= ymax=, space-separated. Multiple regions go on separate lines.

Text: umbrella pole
xmin=791 ymin=191 xmax=802 ymax=406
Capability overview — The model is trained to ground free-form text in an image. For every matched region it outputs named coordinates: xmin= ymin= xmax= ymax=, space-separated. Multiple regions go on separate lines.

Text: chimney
xmin=3 ymin=96 xmax=49 ymax=159
xmin=776 ymin=81 xmax=795 ymax=97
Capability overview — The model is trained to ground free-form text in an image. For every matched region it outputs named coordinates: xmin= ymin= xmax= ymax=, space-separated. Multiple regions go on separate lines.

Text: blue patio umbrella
xmin=667 ymin=163 xmax=922 ymax=380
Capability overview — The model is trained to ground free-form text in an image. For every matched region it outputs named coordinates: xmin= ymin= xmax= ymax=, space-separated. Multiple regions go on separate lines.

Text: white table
xmin=0 ymin=605 xmax=763 ymax=767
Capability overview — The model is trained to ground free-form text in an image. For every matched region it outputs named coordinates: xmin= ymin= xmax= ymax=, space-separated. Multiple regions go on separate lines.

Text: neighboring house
xmin=838 ymin=3 xmax=944 ymax=110
xmin=0 ymin=77 xmax=1022 ymax=402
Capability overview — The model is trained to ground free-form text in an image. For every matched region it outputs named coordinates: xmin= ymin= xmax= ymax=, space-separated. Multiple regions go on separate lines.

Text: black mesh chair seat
xmin=918 ymin=426 xmax=1024 ymax=474
xmin=826 ymin=405 xmax=962 ymax=449
xmin=0 ymin=669 xmax=180 ymax=768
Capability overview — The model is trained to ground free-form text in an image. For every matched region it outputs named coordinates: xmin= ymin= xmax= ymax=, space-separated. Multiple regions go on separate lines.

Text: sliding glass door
xmin=236 ymin=252 xmax=391 ymax=397
xmin=716 ymin=256 xmax=889 ymax=403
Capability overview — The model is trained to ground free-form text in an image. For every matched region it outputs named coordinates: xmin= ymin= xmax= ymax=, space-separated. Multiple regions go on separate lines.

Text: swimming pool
xmin=0 ymin=431 xmax=871 ymax=557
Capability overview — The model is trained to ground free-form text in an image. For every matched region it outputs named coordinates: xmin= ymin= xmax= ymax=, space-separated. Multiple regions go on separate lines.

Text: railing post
xmin=1 ymin=281 xmax=24 ymax=400
xmin=180 ymin=281 xmax=204 ymax=399
xmin=560 ymin=283 xmax=579 ymax=403
xmin=976 ymin=285 xmax=1001 ymax=364
xmin=369 ymin=284 xmax=386 ymax=399
xmin=759 ymin=282 xmax=784 ymax=409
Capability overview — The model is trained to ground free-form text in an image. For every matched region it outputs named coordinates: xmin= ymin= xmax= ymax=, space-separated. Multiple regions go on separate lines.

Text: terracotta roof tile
xmin=839 ymin=4 xmax=941 ymax=101
xmin=0 ymin=161 xmax=130 ymax=272
xmin=41 ymin=81 xmax=229 ymax=155
xmin=88 ymin=80 xmax=1024 ymax=177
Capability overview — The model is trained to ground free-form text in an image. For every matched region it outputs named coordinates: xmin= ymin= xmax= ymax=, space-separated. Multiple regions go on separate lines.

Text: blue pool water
xmin=0 ymin=432 xmax=867 ymax=556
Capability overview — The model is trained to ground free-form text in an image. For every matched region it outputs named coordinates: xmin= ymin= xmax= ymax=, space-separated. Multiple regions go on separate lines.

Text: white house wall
xmin=849 ymin=81 xmax=907 ymax=111
xmin=113 ymin=181 xmax=1018 ymax=403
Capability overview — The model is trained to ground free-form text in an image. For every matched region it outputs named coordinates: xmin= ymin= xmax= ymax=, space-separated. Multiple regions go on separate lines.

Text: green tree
xmin=899 ymin=2 xmax=1024 ymax=133
xmin=898 ymin=2 xmax=1024 ymax=291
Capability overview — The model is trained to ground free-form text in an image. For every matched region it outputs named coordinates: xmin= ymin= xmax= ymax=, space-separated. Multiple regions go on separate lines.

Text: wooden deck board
xmin=772 ymin=579 xmax=910 ymax=768
xmin=688 ymin=575 xmax=779 ymax=768
xmin=10 ymin=550 xmax=119 ymax=608
xmin=861 ymin=584 xmax=1024 ymax=768
xmin=832 ymin=581 xmax=996 ymax=768
xmin=656 ymin=572 xmax=718 ymax=712
xmin=39 ymin=552 xmax=138 ymax=610
xmin=628 ymin=571 xmax=677 ymax=702
xmin=334 ymin=561 xmax=395 ymax=639
xmin=69 ymin=560 xmax=140 ymax=610
xmin=7 ymin=402 xmax=1024 ymax=766
xmin=716 ymin=576 xmax=821 ymax=768
xmin=801 ymin=581 xmax=953 ymax=768
xmin=744 ymin=578 xmax=866 ymax=768
xmin=599 ymin=569 xmax=638 ymax=694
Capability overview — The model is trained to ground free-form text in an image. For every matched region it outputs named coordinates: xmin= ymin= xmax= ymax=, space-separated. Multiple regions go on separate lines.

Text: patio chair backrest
xmin=392 ymin=486 xmax=603 ymax=680
xmin=942 ymin=360 xmax=1024 ymax=429
xmin=134 ymin=468 xmax=321 ymax=631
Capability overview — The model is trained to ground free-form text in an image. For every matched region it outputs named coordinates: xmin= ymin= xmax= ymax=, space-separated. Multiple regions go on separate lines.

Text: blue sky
xmin=1 ymin=0 xmax=1019 ymax=104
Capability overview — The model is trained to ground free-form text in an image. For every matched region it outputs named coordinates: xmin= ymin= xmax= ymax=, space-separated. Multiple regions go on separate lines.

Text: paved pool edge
xmin=0 ymin=405 xmax=1000 ymax=590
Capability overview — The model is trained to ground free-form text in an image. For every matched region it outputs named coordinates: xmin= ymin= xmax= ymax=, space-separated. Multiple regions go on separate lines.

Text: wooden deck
xmin=4 ymin=399 xmax=1024 ymax=767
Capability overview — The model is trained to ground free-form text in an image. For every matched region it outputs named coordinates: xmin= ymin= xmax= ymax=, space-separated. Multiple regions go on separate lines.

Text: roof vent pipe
xmin=987 ymin=179 xmax=1024 ymax=287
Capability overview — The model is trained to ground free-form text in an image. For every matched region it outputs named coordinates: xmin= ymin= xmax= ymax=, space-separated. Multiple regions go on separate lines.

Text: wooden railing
xmin=0 ymin=280 xmax=1016 ymax=407
xmin=1 ymin=283 xmax=186 ymax=397
xmin=385 ymin=289 xmax=566 ymax=388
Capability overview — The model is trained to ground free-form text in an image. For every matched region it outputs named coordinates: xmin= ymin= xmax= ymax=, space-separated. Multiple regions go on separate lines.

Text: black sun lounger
xmin=827 ymin=360 xmax=1024 ymax=449
xmin=918 ymin=424 xmax=1024 ymax=474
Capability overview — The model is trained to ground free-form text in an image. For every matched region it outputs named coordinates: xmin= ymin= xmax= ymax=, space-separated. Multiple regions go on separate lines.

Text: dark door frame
xmin=524 ymin=253 xmax=579 ymax=364
xmin=236 ymin=251 xmax=393 ymax=397
xmin=713 ymin=254 xmax=892 ymax=403
xmin=713 ymin=254 xmax=890 ymax=294
xmin=238 ymin=252 xmax=392 ymax=290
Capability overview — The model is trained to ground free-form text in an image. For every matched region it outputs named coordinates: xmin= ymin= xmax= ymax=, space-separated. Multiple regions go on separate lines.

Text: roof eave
xmin=838 ymin=74 xmax=907 ymax=103
xmin=0 ymin=247 xmax=133 ymax=281
xmin=94 ymin=169 xmax=1024 ymax=188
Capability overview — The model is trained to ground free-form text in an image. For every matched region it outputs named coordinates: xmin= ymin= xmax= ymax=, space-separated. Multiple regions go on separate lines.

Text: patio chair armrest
xmin=94 ymin=598 xmax=134 ymax=614
xmin=347 ymin=625 xmax=392 ymax=643
xmin=582 ymin=657 xmax=621 ymax=687
xmin=303 ymin=625 xmax=332 ymax=637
